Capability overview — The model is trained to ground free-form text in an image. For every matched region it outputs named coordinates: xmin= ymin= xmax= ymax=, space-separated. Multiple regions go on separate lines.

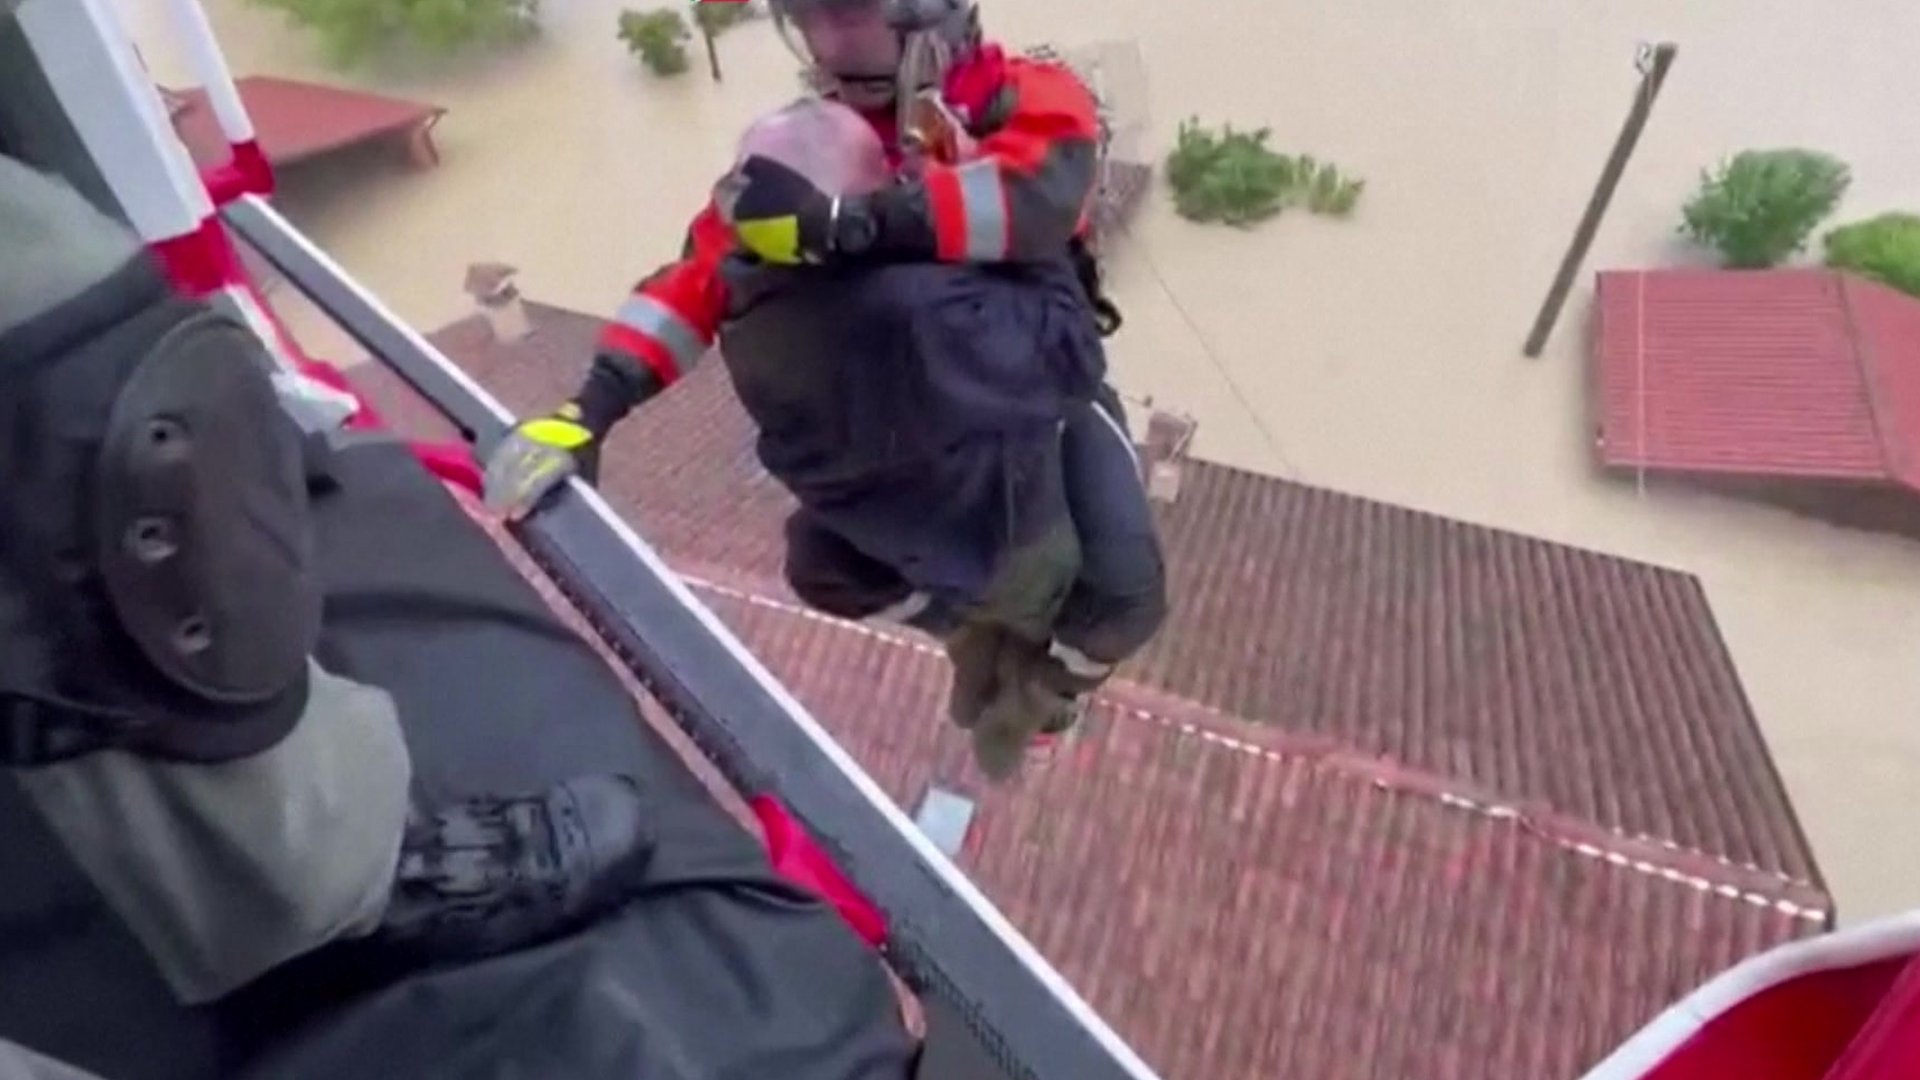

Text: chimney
xmin=1140 ymin=406 xmax=1196 ymax=504
xmin=463 ymin=261 xmax=530 ymax=343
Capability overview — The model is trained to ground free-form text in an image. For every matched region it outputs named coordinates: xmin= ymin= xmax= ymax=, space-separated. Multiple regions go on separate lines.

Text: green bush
xmin=249 ymin=0 xmax=539 ymax=67
xmin=1825 ymin=212 xmax=1920 ymax=298
xmin=1164 ymin=118 xmax=1363 ymax=227
xmin=618 ymin=9 xmax=691 ymax=76
xmin=1298 ymin=153 xmax=1364 ymax=217
xmin=1679 ymin=149 xmax=1851 ymax=269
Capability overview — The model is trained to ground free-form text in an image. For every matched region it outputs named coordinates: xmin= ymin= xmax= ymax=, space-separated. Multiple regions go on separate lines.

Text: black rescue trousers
xmin=782 ymin=390 xmax=1167 ymax=778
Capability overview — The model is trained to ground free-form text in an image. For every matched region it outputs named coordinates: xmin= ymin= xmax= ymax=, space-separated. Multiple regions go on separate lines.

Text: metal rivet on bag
xmin=127 ymin=517 xmax=177 ymax=563
xmin=146 ymin=418 xmax=189 ymax=457
xmin=172 ymin=615 xmax=213 ymax=656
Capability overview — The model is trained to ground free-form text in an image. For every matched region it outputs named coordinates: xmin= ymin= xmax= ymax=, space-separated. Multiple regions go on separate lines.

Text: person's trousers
xmin=781 ymin=388 xmax=1167 ymax=679
xmin=1050 ymin=388 xmax=1168 ymax=679
xmin=11 ymin=663 xmax=411 ymax=1005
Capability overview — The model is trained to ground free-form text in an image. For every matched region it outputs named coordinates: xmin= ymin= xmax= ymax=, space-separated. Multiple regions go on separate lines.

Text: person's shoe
xmin=1024 ymin=696 xmax=1090 ymax=768
xmin=369 ymin=774 xmax=655 ymax=963
xmin=943 ymin=622 xmax=1005 ymax=730
xmin=966 ymin=639 xmax=1067 ymax=782
xmin=1038 ymin=693 xmax=1088 ymax=737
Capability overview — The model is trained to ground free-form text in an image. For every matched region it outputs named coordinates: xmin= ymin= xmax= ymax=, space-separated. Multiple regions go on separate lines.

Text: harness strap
xmin=0 ymin=693 xmax=134 ymax=767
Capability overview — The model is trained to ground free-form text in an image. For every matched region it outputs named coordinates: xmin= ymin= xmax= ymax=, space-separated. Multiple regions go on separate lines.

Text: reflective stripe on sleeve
xmin=955 ymin=160 xmax=1010 ymax=261
xmin=612 ymin=294 xmax=708 ymax=375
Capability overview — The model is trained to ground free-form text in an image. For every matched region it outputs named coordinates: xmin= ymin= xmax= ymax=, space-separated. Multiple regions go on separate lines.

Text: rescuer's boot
xmin=370 ymin=774 xmax=654 ymax=961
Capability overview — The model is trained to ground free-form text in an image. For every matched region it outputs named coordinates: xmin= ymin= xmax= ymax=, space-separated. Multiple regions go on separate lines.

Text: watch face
xmin=837 ymin=203 xmax=879 ymax=254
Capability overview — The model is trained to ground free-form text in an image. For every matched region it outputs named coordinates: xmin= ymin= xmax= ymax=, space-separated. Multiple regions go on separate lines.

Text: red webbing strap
xmin=148 ymin=217 xmax=240 ymax=299
xmin=293 ymin=356 xmax=484 ymax=496
xmin=199 ymin=139 xmax=275 ymax=206
xmin=751 ymin=795 xmax=890 ymax=948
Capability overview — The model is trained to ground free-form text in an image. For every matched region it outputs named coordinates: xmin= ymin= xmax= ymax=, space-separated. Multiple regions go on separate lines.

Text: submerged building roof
xmin=164 ymin=75 xmax=443 ymax=172
xmin=1593 ymin=269 xmax=1920 ymax=490
xmin=356 ymin=296 xmax=1835 ymax=1079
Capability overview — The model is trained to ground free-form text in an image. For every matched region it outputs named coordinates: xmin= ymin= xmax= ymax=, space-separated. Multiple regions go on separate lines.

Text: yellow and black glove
xmin=481 ymin=403 xmax=602 ymax=521
xmin=719 ymin=156 xmax=840 ymax=265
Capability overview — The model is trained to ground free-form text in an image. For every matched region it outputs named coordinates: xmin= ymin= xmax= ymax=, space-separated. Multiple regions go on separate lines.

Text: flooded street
xmin=124 ymin=0 xmax=1920 ymax=921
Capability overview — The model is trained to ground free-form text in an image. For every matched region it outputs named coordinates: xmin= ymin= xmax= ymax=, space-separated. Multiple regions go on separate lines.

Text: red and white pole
xmin=18 ymin=0 xmax=335 ymax=395
xmin=162 ymin=0 xmax=274 ymax=203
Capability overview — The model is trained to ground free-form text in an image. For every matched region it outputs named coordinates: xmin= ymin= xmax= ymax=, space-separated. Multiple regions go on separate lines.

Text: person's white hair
xmin=0 ymin=153 xmax=141 ymax=336
xmin=729 ymin=97 xmax=889 ymax=199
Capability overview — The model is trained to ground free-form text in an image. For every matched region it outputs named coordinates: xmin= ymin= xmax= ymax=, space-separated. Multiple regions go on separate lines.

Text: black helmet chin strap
xmin=0 ymin=691 xmax=136 ymax=767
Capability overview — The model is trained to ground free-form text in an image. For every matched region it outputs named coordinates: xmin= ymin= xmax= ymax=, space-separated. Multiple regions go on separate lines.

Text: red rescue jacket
xmin=572 ymin=48 xmax=1103 ymax=429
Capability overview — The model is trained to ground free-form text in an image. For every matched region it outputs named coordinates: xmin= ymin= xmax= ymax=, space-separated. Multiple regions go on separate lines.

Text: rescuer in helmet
xmin=0 ymin=152 xmax=658 ymax=1006
xmin=485 ymin=0 xmax=1113 ymax=487
xmin=487 ymin=69 xmax=1163 ymax=777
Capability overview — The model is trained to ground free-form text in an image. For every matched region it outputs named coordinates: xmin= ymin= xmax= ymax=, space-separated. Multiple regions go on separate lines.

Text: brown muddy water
xmin=122 ymin=0 xmax=1920 ymax=923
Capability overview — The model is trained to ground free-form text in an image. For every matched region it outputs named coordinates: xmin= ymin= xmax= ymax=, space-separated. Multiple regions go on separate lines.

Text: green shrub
xmin=618 ymin=9 xmax=691 ymax=76
xmin=1825 ymin=212 xmax=1920 ymax=298
xmin=250 ymin=0 xmax=540 ymax=67
xmin=1679 ymin=149 xmax=1851 ymax=269
xmin=1164 ymin=119 xmax=1364 ymax=227
xmin=1298 ymin=154 xmax=1364 ymax=218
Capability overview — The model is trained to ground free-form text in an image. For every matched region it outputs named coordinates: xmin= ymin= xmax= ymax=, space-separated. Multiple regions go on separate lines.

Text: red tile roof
xmin=1134 ymin=462 xmax=1810 ymax=882
xmin=688 ymin=579 xmax=1827 ymax=1080
xmin=389 ymin=299 xmax=1832 ymax=1079
xmin=1849 ymin=277 xmax=1920 ymax=488
xmin=1593 ymin=269 xmax=1920 ymax=488
xmin=165 ymin=75 xmax=443 ymax=171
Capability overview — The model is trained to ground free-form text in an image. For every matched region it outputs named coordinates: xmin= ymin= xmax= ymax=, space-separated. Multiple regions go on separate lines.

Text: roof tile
xmin=1845 ymin=275 xmax=1920 ymax=488
xmin=1594 ymin=269 xmax=1889 ymax=480
xmin=697 ymin=584 xmax=1822 ymax=1080
xmin=1136 ymin=460 xmax=1811 ymax=881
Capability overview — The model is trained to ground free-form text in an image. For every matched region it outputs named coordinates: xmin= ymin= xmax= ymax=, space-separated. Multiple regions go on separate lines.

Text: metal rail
xmin=224 ymin=194 xmax=1162 ymax=1080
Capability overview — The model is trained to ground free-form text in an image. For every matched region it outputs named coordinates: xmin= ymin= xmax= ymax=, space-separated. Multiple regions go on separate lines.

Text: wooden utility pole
xmin=701 ymin=21 xmax=722 ymax=82
xmin=1522 ymin=42 xmax=1677 ymax=358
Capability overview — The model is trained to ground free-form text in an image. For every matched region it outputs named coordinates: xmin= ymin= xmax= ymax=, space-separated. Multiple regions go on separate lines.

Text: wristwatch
xmin=828 ymin=196 xmax=881 ymax=258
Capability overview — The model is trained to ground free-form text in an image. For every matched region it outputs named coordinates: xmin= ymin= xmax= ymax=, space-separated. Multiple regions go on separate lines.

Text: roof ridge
xmin=675 ymin=569 xmax=1833 ymax=926
xmin=1837 ymin=270 xmax=1908 ymax=481
xmin=1174 ymin=450 xmax=1699 ymax=575
xmin=1097 ymin=680 xmax=1829 ymax=919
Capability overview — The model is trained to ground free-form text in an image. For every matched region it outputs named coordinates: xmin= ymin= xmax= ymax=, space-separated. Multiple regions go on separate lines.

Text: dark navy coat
xmin=717 ymin=256 xmax=1105 ymax=605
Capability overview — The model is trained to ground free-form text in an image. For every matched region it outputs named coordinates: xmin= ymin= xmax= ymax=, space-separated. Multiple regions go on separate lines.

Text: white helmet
xmin=728 ymin=98 xmax=891 ymax=199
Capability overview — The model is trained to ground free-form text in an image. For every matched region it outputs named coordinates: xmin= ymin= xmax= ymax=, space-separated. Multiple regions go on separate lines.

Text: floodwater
xmin=122 ymin=0 xmax=1920 ymax=923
